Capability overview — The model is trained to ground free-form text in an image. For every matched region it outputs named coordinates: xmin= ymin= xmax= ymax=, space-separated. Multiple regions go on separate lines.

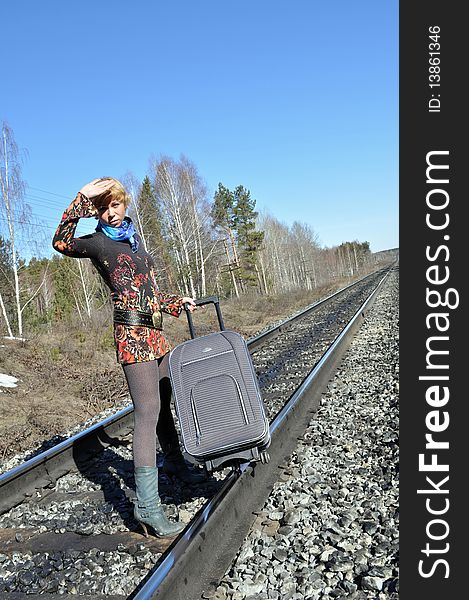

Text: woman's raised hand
xmin=79 ymin=178 xmax=114 ymax=200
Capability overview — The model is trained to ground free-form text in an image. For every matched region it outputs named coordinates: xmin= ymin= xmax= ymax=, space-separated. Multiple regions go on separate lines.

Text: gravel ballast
xmin=208 ymin=269 xmax=399 ymax=600
xmin=0 ymin=270 xmax=398 ymax=598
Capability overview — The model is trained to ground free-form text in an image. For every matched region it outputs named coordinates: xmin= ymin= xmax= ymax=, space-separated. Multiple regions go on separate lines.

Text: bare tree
xmin=0 ymin=122 xmax=60 ymax=338
xmin=256 ymin=212 xmax=323 ymax=295
xmin=290 ymin=221 xmax=321 ymax=290
xmin=152 ymin=157 xmax=191 ymax=295
xmin=151 ymin=156 xmax=214 ymax=298
xmin=257 ymin=213 xmax=290 ymax=293
xmin=122 ymin=171 xmax=149 ymax=252
xmin=0 ymin=292 xmax=13 ymax=337
xmin=0 ymin=236 xmax=14 ymax=336
xmin=179 ymin=156 xmax=220 ymax=297
xmin=0 ymin=122 xmax=28 ymax=337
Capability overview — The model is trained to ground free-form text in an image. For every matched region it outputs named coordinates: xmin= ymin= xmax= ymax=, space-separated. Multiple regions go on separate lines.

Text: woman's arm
xmin=52 ymin=179 xmax=114 ymax=258
xmin=52 ymin=192 xmax=99 ymax=257
xmin=158 ymin=294 xmax=196 ymax=317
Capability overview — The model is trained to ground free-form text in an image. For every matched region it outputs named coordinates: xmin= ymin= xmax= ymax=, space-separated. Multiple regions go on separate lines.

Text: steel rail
xmin=0 ymin=406 xmax=134 ymax=514
xmin=0 ymin=267 xmax=387 ymax=515
xmin=247 ymin=267 xmax=387 ymax=350
xmin=130 ymin=270 xmax=390 ymax=600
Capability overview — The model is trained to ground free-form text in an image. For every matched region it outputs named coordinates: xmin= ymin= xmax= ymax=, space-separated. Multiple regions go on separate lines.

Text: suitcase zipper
xmin=232 ymin=377 xmax=250 ymax=425
xmin=190 ymin=392 xmax=202 ymax=446
xmin=181 ymin=348 xmax=233 ymax=367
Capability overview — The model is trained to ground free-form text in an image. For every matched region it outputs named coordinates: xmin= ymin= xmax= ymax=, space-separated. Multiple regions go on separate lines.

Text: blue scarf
xmin=96 ymin=217 xmax=139 ymax=253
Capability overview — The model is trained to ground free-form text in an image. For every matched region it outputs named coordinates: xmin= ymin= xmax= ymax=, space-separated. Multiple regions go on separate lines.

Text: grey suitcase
xmin=168 ymin=296 xmax=271 ymax=473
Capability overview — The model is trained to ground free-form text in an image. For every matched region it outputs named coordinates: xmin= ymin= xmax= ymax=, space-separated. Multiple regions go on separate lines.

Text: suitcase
xmin=168 ymin=296 xmax=271 ymax=473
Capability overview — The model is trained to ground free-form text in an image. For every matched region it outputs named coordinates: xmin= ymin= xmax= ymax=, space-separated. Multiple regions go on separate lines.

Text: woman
xmin=53 ymin=177 xmax=204 ymax=537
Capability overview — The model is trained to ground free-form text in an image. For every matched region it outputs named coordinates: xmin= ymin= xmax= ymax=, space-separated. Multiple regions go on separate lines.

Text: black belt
xmin=113 ymin=309 xmax=163 ymax=330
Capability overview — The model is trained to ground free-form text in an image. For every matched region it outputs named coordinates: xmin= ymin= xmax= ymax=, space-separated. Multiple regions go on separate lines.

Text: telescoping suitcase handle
xmin=183 ymin=295 xmax=225 ymax=339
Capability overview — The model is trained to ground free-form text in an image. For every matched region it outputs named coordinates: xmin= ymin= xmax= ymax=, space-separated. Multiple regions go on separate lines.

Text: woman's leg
xmin=122 ymin=359 xmax=184 ymax=537
xmin=122 ymin=360 xmax=161 ymax=468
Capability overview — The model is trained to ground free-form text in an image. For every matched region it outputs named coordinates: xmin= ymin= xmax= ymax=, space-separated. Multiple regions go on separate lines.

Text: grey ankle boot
xmin=133 ymin=466 xmax=185 ymax=537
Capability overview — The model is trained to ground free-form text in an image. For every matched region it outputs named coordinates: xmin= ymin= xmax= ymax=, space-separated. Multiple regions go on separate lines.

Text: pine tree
xmin=212 ymin=183 xmax=235 ymax=230
xmin=137 ymin=176 xmax=175 ymax=288
xmin=212 ymin=183 xmax=241 ymax=296
xmin=138 ymin=176 xmax=160 ymax=248
xmin=232 ymin=185 xmax=264 ymax=289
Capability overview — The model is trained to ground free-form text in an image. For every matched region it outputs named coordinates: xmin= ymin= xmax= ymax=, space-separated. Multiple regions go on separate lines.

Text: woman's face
xmin=97 ymin=198 xmax=126 ymax=227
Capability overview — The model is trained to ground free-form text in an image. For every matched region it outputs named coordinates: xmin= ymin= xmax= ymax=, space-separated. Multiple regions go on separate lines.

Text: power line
xmin=24 ymin=206 xmax=66 ymax=221
xmin=24 ymin=194 xmax=67 ymax=208
xmin=0 ymin=210 xmax=64 ymax=227
xmin=0 ymin=215 xmax=97 ymax=233
xmin=26 ymin=185 xmax=70 ymax=200
xmin=0 ymin=217 xmax=58 ymax=231
xmin=24 ymin=194 xmax=72 ymax=212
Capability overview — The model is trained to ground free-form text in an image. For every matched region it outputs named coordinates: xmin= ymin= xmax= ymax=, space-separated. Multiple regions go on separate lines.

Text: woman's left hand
xmin=80 ymin=178 xmax=115 ymax=200
xmin=182 ymin=297 xmax=197 ymax=313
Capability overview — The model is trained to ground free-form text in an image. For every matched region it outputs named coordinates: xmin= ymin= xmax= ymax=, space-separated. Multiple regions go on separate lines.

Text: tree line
xmin=1 ymin=121 xmax=383 ymax=339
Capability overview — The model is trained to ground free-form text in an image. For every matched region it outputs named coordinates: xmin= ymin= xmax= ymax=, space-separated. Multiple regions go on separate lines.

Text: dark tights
xmin=122 ymin=354 xmax=180 ymax=468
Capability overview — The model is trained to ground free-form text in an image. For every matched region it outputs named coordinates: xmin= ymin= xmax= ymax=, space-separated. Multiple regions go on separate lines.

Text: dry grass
xmin=0 ymin=276 xmax=357 ymax=463
xmin=0 ymin=323 xmax=124 ymax=461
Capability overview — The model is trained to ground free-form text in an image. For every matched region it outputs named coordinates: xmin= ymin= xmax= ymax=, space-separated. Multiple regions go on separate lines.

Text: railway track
xmin=0 ymin=267 xmax=394 ymax=598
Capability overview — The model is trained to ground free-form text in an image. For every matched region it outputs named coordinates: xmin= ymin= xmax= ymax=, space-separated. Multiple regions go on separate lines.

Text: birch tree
xmin=290 ymin=221 xmax=320 ymax=290
xmin=257 ymin=214 xmax=289 ymax=293
xmin=151 ymin=157 xmax=191 ymax=295
xmin=0 ymin=122 xmax=28 ymax=337
xmin=0 ymin=123 xmax=61 ymax=337
xmin=257 ymin=213 xmax=322 ymax=294
xmin=0 ymin=236 xmax=13 ymax=337
xmin=179 ymin=156 xmax=219 ymax=297
xmin=151 ymin=156 xmax=214 ymax=298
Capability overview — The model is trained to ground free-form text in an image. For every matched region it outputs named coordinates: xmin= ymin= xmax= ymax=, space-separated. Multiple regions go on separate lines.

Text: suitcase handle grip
xmin=183 ymin=295 xmax=225 ymax=339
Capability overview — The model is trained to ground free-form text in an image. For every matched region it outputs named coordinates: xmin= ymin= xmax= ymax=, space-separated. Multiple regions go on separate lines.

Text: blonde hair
xmin=93 ymin=177 xmax=131 ymax=209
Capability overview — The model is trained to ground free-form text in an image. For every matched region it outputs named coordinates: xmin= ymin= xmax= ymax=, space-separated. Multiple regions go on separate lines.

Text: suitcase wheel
xmin=260 ymin=451 xmax=270 ymax=464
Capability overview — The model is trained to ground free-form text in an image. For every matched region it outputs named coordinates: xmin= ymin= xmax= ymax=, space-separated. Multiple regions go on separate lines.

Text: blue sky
xmin=2 ymin=0 xmax=398 ymax=256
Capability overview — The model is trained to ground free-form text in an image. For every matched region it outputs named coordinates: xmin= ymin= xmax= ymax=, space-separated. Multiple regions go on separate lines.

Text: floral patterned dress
xmin=52 ymin=192 xmax=184 ymax=365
